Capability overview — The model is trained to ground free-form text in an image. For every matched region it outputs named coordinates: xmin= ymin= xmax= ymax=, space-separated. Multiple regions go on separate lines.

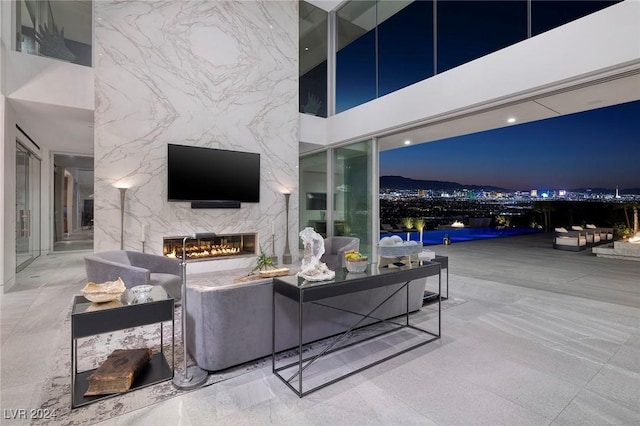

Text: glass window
xmin=334 ymin=141 xmax=374 ymax=258
xmin=531 ymin=0 xmax=621 ymax=36
xmin=300 ymin=1 xmax=328 ymax=117
xmin=437 ymin=0 xmax=527 ymax=74
xmin=15 ymin=0 xmax=93 ymax=67
xmin=378 ymin=1 xmax=434 ymax=97
xmin=336 ymin=0 xmax=377 ymax=113
xmin=300 ymin=152 xmax=328 ymax=238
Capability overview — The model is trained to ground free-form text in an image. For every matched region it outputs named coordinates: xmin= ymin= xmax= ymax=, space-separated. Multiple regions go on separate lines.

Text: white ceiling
xmin=10 ymin=98 xmax=94 ymax=155
xmin=376 ymin=71 xmax=640 ymax=152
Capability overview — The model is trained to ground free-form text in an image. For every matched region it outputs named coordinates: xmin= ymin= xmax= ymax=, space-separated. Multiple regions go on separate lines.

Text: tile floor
xmin=1 ymin=233 xmax=639 ymax=425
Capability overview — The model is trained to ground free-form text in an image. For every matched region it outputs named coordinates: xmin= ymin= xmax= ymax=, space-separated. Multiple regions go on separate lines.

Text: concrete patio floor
xmin=1 ymin=232 xmax=638 ymax=425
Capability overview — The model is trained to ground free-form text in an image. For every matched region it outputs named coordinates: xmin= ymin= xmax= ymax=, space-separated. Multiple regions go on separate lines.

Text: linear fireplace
xmin=163 ymin=233 xmax=257 ymax=261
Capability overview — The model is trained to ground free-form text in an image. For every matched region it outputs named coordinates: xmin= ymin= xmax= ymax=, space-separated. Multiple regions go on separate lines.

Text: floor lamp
xmin=172 ymin=233 xmax=216 ymax=390
xmin=118 ymin=187 xmax=127 ymax=250
xmin=282 ymin=192 xmax=292 ymax=264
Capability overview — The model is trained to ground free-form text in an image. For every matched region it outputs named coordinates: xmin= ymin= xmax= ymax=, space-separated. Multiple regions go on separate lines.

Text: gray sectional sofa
xmin=185 ymin=269 xmax=428 ymax=372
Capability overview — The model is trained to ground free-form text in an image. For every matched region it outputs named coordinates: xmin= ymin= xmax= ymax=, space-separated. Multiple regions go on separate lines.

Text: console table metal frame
xmin=424 ymin=255 xmax=449 ymax=303
xmin=272 ymin=262 xmax=441 ymax=397
xmin=70 ymin=292 xmax=175 ymax=408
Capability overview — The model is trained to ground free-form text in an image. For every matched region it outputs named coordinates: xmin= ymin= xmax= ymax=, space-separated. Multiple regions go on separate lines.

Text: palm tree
xmin=532 ymin=201 xmax=552 ymax=232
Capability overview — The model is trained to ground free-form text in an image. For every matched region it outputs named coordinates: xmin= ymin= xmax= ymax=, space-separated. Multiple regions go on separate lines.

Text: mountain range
xmin=380 ymin=176 xmax=640 ymax=195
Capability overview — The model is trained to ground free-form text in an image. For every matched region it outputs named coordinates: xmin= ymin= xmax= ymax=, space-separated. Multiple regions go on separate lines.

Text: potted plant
xmin=253 ymin=247 xmax=289 ymax=277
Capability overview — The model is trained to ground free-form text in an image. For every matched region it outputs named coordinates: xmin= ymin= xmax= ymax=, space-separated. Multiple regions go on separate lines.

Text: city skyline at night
xmin=379 ymin=100 xmax=640 ymax=192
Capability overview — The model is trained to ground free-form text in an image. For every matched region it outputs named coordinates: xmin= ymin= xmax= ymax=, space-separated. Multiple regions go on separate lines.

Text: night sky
xmin=379 ymin=100 xmax=640 ymax=191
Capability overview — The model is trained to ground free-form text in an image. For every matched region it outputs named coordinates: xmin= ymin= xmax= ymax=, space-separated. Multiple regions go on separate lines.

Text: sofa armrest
xmin=127 ymin=251 xmax=182 ymax=276
xmin=84 ymin=255 xmax=150 ymax=288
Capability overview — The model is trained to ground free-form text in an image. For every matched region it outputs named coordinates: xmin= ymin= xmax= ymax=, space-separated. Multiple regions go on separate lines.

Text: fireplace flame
xmin=164 ymin=241 xmax=242 ymax=260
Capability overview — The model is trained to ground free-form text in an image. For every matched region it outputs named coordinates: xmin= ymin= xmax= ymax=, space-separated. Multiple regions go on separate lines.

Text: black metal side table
xmin=70 ymin=286 xmax=175 ymax=408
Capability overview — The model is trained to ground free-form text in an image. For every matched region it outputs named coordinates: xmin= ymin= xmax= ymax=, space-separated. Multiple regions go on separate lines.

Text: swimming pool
xmin=383 ymin=227 xmax=543 ymax=246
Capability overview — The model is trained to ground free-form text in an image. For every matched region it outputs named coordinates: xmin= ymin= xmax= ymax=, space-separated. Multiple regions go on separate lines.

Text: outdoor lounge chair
xmin=572 ymin=225 xmax=601 ymax=246
xmin=381 ymin=223 xmax=402 ymax=233
xmin=586 ymin=224 xmax=614 ymax=242
xmin=553 ymin=227 xmax=587 ymax=251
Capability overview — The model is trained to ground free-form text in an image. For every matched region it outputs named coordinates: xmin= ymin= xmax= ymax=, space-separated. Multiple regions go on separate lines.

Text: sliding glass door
xmin=16 ymin=143 xmax=41 ymax=272
xmin=333 ymin=140 xmax=374 ymax=257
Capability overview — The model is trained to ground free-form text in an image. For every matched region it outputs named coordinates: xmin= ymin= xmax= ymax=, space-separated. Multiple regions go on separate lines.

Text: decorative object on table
xmin=282 ymin=192 xmax=292 ymax=264
xmin=298 ymin=227 xmax=335 ymax=281
xmin=84 ymin=348 xmax=152 ymax=396
xmin=172 ymin=233 xmax=214 ymax=390
xmin=82 ymin=277 xmax=126 ymax=303
xmin=345 ymin=250 xmax=368 ymax=273
xmin=443 ymin=234 xmax=451 ymax=245
xmin=378 ymin=236 xmax=422 ymax=257
xmin=130 ymin=284 xmax=154 ymax=303
xmin=254 ymin=247 xmax=290 ymax=278
xmin=378 ymin=236 xmax=423 ymax=268
xmin=117 ymin=187 xmax=128 ymax=250
xmin=418 ymin=249 xmax=436 ymax=261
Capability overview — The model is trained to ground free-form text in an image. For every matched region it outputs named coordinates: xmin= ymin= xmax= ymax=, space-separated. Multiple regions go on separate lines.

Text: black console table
xmin=272 ymin=261 xmax=441 ymax=397
xmin=71 ymin=287 xmax=175 ymax=408
xmin=423 ymin=255 xmax=449 ymax=304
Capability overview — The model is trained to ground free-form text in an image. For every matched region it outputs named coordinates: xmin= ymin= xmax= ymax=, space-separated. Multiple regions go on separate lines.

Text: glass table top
xmin=72 ymin=286 xmax=170 ymax=315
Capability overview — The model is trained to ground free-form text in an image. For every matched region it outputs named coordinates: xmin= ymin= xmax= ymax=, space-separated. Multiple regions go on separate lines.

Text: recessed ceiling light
xmin=304 ymin=47 xmax=309 ymax=51
xmin=507 ymin=117 xmax=516 ymax=124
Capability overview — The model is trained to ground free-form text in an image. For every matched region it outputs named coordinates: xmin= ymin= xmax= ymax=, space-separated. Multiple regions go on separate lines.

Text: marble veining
xmin=94 ymin=1 xmax=298 ymax=272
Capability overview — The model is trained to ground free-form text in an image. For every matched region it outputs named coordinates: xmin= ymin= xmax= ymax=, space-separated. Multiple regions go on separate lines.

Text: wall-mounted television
xmin=168 ymin=144 xmax=260 ymax=208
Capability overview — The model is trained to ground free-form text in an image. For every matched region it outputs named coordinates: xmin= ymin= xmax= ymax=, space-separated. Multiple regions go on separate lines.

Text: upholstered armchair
xmin=84 ymin=250 xmax=182 ymax=299
xmin=321 ymin=236 xmax=360 ymax=269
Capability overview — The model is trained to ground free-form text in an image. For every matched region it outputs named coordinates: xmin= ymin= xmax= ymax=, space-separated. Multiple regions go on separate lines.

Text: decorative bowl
xmin=131 ymin=285 xmax=154 ymax=301
xmin=346 ymin=258 xmax=368 ymax=273
xmin=82 ymin=277 xmax=126 ymax=303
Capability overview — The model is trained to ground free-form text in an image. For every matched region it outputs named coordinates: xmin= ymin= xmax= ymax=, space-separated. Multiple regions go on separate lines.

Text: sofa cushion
xmin=555 ymin=227 xmax=568 ymax=233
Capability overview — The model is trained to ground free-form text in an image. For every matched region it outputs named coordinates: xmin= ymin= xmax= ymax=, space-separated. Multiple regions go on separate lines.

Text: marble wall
xmin=94 ymin=1 xmax=298 ymax=272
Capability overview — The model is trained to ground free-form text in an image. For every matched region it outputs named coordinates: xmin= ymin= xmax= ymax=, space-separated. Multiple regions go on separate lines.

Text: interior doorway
xmin=53 ymin=154 xmax=94 ymax=252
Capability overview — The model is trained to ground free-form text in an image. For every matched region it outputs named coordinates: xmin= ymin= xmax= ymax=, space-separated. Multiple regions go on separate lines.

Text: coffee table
xmin=71 ymin=286 xmax=174 ymax=408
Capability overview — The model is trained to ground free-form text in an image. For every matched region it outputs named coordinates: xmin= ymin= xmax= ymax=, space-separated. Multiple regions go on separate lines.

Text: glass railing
xmin=325 ymin=0 xmax=622 ymax=114
xmin=15 ymin=0 xmax=92 ymax=67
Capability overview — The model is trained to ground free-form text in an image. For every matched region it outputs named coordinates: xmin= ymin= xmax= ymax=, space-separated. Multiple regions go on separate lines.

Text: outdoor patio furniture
xmin=572 ymin=225 xmax=601 ymax=246
xmin=586 ymin=224 xmax=614 ymax=241
xmin=553 ymin=228 xmax=587 ymax=251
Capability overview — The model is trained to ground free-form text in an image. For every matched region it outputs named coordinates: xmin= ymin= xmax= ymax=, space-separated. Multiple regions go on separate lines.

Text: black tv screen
xmin=168 ymin=144 xmax=260 ymax=203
